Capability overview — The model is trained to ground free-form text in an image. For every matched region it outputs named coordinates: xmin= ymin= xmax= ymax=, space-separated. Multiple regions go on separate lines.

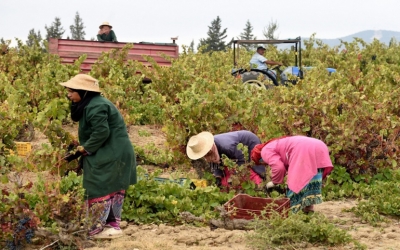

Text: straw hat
xmin=186 ymin=132 xmax=214 ymax=160
xmin=59 ymin=74 xmax=101 ymax=92
xmin=99 ymin=22 xmax=112 ymax=29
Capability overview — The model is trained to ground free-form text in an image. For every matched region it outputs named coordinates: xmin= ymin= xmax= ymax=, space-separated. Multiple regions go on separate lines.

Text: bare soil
xmin=86 ymin=224 xmax=249 ymax=250
xmin=5 ymin=125 xmax=400 ymax=249
xmin=79 ymin=199 xmax=400 ymax=250
xmin=314 ymin=200 xmax=400 ymax=250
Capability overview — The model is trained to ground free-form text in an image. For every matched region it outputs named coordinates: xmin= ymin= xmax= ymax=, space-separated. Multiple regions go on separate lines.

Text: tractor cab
xmin=231 ymin=37 xmax=303 ymax=88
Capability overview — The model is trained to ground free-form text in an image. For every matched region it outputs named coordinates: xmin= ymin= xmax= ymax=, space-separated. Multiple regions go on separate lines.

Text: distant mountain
xmin=316 ymin=30 xmax=400 ymax=47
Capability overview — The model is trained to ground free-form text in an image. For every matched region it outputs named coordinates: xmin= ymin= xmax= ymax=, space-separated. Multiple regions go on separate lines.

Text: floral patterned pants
xmin=87 ymin=190 xmax=125 ymax=236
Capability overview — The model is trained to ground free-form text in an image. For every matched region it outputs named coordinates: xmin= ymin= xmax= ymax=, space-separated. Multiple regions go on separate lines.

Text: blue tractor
xmin=231 ymin=37 xmax=336 ymax=88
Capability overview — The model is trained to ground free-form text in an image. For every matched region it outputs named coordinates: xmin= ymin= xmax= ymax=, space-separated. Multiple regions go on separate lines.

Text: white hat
xmin=59 ymin=74 xmax=101 ymax=92
xmin=99 ymin=22 xmax=112 ymax=29
xmin=186 ymin=132 xmax=214 ymax=160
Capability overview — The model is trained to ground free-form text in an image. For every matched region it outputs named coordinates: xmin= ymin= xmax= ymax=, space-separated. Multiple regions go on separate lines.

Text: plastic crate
xmin=191 ymin=179 xmax=208 ymax=188
xmin=224 ymin=194 xmax=290 ymax=220
xmin=10 ymin=142 xmax=32 ymax=156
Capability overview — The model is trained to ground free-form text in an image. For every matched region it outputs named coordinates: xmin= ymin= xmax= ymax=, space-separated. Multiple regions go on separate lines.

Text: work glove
xmin=66 ymin=140 xmax=79 ymax=152
xmin=64 ymin=146 xmax=87 ymax=162
xmin=266 ymin=181 xmax=275 ymax=189
xmin=64 ymin=150 xmax=83 ymax=163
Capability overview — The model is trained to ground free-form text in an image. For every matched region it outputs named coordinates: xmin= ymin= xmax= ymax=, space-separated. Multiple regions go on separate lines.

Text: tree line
xmin=195 ymin=16 xmax=279 ymax=53
xmin=26 ymin=12 xmax=87 ymax=47
xmin=3 ymin=13 xmax=277 ymax=53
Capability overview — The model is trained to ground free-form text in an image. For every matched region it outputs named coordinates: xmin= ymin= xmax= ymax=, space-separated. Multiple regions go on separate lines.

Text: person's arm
xmin=110 ymin=30 xmax=118 ymax=42
xmin=262 ymin=150 xmax=286 ymax=184
xmin=265 ymin=60 xmax=283 ymax=66
xmin=82 ymin=105 xmax=110 ymax=153
xmin=97 ymin=34 xmax=105 ymax=41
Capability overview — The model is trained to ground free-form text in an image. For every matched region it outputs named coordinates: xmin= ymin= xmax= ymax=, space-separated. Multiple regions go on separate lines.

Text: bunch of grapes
xmin=4 ymin=217 xmax=35 ymax=250
xmin=5 ymin=240 xmax=17 ymax=250
xmin=24 ymin=229 xmax=34 ymax=243
xmin=14 ymin=217 xmax=29 ymax=233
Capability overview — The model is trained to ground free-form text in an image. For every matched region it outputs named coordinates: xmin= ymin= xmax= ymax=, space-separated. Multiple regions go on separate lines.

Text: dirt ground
xmin=315 ymin=200 xmax=400 ymax=250
xmin=33 ymin=124 xmax=166 ymax=150
xmin=5 ymin=125 xmax=400 ymax=249
xmin=79 ymin=200 xmax=400 ymax=250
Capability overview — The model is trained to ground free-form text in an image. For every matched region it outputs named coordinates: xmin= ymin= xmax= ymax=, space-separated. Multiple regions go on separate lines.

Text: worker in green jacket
xmin=61 ymin=74 xmax=136 ymax=239
xmin=97 ymin=22 xmax=118 ymax=42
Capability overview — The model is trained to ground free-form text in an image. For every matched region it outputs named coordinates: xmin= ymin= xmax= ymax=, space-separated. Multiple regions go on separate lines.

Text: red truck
xmin=49 ymin=38 xmax=179 ymax=73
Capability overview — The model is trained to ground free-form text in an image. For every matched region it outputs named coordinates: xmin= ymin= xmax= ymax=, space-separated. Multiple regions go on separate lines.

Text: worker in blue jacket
xmin=186 ymin=130 xmax=265 ymax=187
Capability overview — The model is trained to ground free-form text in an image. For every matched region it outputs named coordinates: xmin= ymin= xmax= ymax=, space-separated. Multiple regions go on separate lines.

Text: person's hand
xmin=266 ymin=181 xmax=275 ymax=189
xmin=64 ymin=150 xmax=82 ymax=162
xmin=98 ymin=29 xmax=103 ymax=35
xmin=67 ymin=140 xmax=79 ymax=152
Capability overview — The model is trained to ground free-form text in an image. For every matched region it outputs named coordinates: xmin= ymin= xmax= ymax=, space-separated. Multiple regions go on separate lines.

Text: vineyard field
xmin=2 ymin=36 xmax=400 ymax=249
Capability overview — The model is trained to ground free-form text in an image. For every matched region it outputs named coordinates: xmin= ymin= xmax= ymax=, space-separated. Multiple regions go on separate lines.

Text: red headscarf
xmin=251 ymin=143 xmax=267 ymax=165
xmin=251 ymin=136 xmax=290 ymax=165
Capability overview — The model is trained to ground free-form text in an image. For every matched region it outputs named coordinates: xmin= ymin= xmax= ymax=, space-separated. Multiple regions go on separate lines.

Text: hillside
xmin=317 ymin=29 xmax=400 ymax=47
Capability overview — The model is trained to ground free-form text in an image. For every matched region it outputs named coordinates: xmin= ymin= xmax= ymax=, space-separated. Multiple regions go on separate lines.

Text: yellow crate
xmin=191 ymin=179 xmax=208 ymax=188
xmin=13 ymin=142 xmax=32 ymax=156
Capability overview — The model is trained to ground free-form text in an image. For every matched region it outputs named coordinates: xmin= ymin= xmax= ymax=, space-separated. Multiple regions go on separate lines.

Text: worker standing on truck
xmin=97 ymin=22 xmax=118 ymax=42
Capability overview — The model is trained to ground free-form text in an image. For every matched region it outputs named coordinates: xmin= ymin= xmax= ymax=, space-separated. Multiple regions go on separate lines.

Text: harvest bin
xmin=9 ymin=142 xmax=32 ymax=156
xmin=224 ymin=194 xmax=290 ymax=220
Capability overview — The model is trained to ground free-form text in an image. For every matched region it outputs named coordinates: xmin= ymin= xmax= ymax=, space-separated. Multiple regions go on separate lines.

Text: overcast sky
xmin=2 ymin=0 xmax=399 ymax=47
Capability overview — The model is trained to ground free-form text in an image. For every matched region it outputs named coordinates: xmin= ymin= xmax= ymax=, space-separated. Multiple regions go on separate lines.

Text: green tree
xmin=238 ymin=20 xmax=257 ymax=50
xmin=198 ymin=16 xmax=228 ymax=52
xmin=45 ymin=17 xmax=65 ymax=40
xmin=26 ymin=29 xmax=42 ymax=47
xmin=70 ymin=12 xmax=86 ymax=40
xmin=263 ymin=19 xmax=279 ymax=40
xmin=189 ymin=40 xmax=195 ymax=52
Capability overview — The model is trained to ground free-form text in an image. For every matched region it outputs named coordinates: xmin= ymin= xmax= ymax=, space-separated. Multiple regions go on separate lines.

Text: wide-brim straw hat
xmin=99 ymin=22 xmax=112 ymax=29
xmin=186 ymin=132 xmax=214 ymax=160
xmin=59 ymin=74 xmax=101 ymax=92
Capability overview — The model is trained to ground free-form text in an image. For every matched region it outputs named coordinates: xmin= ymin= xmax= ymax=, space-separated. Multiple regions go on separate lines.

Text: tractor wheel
xmin=263 ymin=70 xmax=279 ymax=86
xmin=243 ymin=80 xmax=267 ymax=89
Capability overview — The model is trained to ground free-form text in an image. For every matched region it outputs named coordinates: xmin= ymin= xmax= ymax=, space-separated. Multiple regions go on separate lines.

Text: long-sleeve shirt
xmin=97 ymin=30 xmax=118 ymax=42
xmin=214 ymin=130 xmax=261 ymax=165
xmin=260 ymin=136 xmax=333 ymax=193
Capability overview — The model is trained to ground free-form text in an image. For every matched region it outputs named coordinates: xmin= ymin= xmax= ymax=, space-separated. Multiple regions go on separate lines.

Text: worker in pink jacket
xmin=251 ymin=136 xmax=333 ymax=213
